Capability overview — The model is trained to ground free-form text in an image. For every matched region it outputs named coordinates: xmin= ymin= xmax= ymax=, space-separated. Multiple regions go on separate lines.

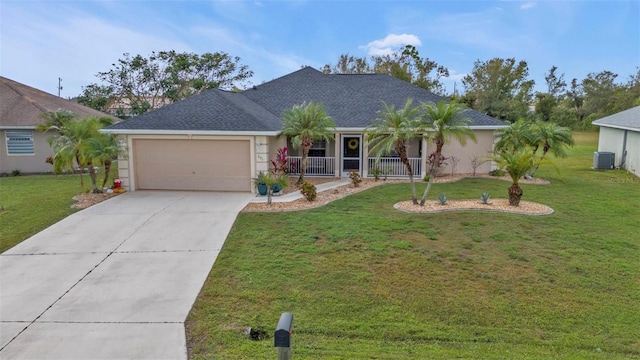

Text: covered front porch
xmin=285 ymin=133 xmax=424 ymax=178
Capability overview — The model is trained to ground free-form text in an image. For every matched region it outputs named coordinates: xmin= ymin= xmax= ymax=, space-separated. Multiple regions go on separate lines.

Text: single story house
xmin=104 ymin=67 xmax=507 ymax=193
xmin=592 ymin=106 xmax=640 ymax=177
xmin=0 ymin=76 xmax=117 ymax=174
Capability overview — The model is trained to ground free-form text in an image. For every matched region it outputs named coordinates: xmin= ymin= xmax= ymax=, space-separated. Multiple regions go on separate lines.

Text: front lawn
xmin=186 ymin=131 xmax=640 ymax=359
xmin=0 ymin=171 xmax=114 ymax=253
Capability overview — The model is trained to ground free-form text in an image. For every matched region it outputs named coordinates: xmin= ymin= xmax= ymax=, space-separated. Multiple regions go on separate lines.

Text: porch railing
xmin=288 ymin=156 xmax=335 ymax=176
xmin=367 ymin=157 xmax=422 ymax=178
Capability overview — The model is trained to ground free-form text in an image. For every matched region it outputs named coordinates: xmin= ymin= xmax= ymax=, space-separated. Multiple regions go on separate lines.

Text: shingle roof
xmin=106 ymin=89 xmax=281 ymax=132
xmin=106 ymin=67 xmax=506 ymax=133
xmin=592 ymin=106 xmax=640 ymax=131
xmin=0 ymin=76 xmax=117 ymax=127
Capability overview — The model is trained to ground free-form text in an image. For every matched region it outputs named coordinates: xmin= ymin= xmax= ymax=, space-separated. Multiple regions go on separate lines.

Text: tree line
xmin=77 ymin=47 xmax=639 ymax=127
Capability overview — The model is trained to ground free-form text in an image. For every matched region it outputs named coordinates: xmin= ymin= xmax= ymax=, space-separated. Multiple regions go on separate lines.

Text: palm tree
xmin=85 ymin=133 xmax=124 ymax=189
xmin=420 ymin=100 xmax=476 ymax=206
xmin=494 ymin=119 xmax=536 ymax=154
xmin=367 ymin=99 xmax=423 ymax=205
xmin=279 ymin=102 xmax=336 ymax=184
xmin=46 ymin=117 xmax=111 ymax=192
xmin=529 ymin=121 xmax=574 ymax=176
xmin=489 ymin=149 xmax=535 ymax=206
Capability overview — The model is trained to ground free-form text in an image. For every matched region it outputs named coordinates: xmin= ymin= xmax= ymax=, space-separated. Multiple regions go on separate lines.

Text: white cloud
xmin=359 ymin=33 xmax=422 ymax=56
xmin=521 ymin=2 xmax=536 ymax=10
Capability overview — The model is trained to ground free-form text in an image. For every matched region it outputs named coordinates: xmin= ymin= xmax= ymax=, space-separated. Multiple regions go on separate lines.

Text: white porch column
xmin=421 ymin=135 xmax=428 ymax=178
xmin=255 ymin=136 xmax=269 ymax=175
xmin=362 ymin=135 xmax=369 ymax=177
xmin=334 ymin=132 xmax=341 ymax=177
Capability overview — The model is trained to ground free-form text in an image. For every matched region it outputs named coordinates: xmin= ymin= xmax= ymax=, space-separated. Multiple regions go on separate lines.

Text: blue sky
xmin=1 ymin=0 xmax=638 ymax=98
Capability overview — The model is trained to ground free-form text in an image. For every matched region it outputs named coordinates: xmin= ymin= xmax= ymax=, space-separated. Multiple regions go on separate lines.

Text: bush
xmin=423 ymin=174 xmax=430 ymax=182
xmin=300 ymin=181 xmax=317 ymax=201
xmin=489 ymin=169 xmax=505 ymax=177
xmin=481 ymin=192 xmax=491 ymax=204
xmin=348 ymin=170 xmax=362 ymax=187
xmin=11 ymin=169 xmax=21 ymax=177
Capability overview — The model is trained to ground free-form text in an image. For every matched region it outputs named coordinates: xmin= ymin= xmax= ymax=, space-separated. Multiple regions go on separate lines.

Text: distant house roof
xmin=106 ymin=67 xmax=506 ymax=134
xmin=0 ymin=76 xmax=117 ymax=128
xmin=592 ymin=106 xmax=640 ymax=132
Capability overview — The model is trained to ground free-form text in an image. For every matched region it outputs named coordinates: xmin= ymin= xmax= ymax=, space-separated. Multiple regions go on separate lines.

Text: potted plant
xmin=270 ymin=147 xmax=290 ymax=194
xmin=253 ymin=171 xmax=269 ymax=196
xmin=253 ymin=171 xmax=289 ymax=205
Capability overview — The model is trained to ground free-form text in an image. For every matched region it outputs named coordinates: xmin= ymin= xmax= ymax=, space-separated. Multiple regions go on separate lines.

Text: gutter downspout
xmin=620 ymin=130 xmax=628 ymax=168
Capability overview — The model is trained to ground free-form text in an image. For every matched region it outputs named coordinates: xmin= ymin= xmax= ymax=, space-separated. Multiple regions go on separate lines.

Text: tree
xmin=419 ymin=100 xmax=476 ymax=205
xmin=528 ymin=121 xmax=574 ymax=176
xmin=534 ymin=66 xmax=568 ymax=123
xmin=489 ymin=148 xmax=534 ymax=206
xmin=582 ymin=70 xmax=618 ymax=117
xmin=84 ymin=133 xmax=124 ymax=189
xmin=367 ymin=99 xmax=423 ymax=205
xmin=42 ymin=117 xmax=114 ymax=192
xmin=78 ymin=51 xmax=253 ymax=117
xmin=279 ymin=102 xmax=336 ymax=184
xmin=494 ymin=119 xmax=535 ymax=154
xmin=323 ymin=45 xmax=449 ymax=94
xmin=461 ymin=58 xmax=535 ymax=122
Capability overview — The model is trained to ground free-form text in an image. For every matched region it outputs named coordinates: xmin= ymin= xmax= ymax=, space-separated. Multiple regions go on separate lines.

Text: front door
xmin=342 ymin=135 xmax=361 ymax=176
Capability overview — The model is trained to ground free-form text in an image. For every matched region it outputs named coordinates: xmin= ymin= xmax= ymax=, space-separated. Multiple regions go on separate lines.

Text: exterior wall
xmin=117 ymin=134 xmax=260 ymax=193
xmin=0 ymin=129 xmax=54 ymax=174
xmin=626 ymin=131 xmax=640 ymax=177
xmin=599 ymin=127 xmax=640 ymax=177
xmin=423 ymin=130 xmax=495 ymax=176
xmin=597 ymin=127 xmax=625 ymax=165
xmin=268 ymin=136 xmax=287 ymax=168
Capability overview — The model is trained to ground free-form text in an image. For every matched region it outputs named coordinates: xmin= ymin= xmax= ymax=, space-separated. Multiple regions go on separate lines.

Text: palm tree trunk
xmin=298 ymin=141 xmax=312 ymax=185
xmin=529 ymin=148 xmax=548 ymax=177
xmin=508 ymin=183 xmax=523 ymax=206
xmin=87 ymin=161 xmax=100 ymax=193
xmin=420 ymin=140 xmax=444 ymax=206
xmin=101 ymin=160 xmax=112 ymax=189
xmin=396 ymin=142 xmax=417 ymax=205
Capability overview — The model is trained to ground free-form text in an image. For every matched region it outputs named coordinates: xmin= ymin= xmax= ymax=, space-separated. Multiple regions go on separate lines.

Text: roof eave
xmin=100 ymin=129 xmax=280 ymax=136
xmin=592 ymin=122 xmax=640 ymax=132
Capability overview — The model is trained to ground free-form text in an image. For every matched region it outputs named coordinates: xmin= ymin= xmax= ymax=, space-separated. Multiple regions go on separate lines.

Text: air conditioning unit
xmin=594 ymin=152 xmax=615 ymax=170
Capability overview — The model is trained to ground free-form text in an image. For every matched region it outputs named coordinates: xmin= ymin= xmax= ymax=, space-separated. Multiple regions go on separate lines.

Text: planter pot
xmin=257 ymin=184 xmax=268 ymax=196
xmin=271 ymin=184 xmax=283 ymax=193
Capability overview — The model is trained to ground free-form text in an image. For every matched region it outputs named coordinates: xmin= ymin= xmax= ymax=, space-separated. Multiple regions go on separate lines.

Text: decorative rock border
xmin=394 ymin=199 xmax=554 ymax=216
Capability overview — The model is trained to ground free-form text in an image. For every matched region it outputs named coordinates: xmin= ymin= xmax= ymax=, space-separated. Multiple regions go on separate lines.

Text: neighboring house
xmin=592 ymin=106 xmax=640 ymax=177
xmin=0 ymin=76 xmax=118 ymax=174
xmin=104 ymin=67 xmax=507 ymax=193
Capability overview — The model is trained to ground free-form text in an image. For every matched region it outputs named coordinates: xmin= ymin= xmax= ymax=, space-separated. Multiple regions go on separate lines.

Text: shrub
xmin=11 ymin=169 xmax=21 ymax=177
xmin=348 ymin=170 xmax=362 ymax=187
xmin=481 ymin=192 xmax=491 ymax=204
xmin=300 ymin=181 xmax=317 ymax=201
xmin=438 ymin=193 xmax=447 ymax=205
xmin=423 ymin=174 xmax=430 ymax=182
xmin=489 ymin=169 xmax=505 ymax=177
xmin=271 ymin=147 xmax=290 ymax=175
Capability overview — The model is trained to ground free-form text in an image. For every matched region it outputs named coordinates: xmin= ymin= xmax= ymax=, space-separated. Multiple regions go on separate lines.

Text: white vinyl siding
xmin=6 ymin=130 xmax=35 ymax=155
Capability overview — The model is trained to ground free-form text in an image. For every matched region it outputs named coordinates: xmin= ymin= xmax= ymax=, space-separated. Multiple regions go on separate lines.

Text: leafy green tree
xmin=461 ymin=58 xmax=535 ymax=122
xmin=582 ymin=70 xmax=619 ymax=117
xmin=367 ymin=99 xmax=423 ymax=205
xmin=323 ymin=45 xmax=449 ymax=94
xmin=419 ymin=100 xmax=476 ymax=205
xmin=279 ymin=102 xmax=336 ymax=184
xmin=78 ymin=51 xmax=253 ymax=117
xmin=84 ymin=133 xmax=124 ymax=189
xmin=42 ymin=117 xmax=114 ymax=192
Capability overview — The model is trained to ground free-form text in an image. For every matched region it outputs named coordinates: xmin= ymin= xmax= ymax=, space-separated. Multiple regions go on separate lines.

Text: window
xmin=309 ymin=140 xmax=326 ymax=157
xmin=6 ymin=130 xmax=34 ymax=155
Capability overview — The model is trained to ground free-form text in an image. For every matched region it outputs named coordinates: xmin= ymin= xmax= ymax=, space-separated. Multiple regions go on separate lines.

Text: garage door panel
xmin=134 ymin=139 xmax=251 ymax=192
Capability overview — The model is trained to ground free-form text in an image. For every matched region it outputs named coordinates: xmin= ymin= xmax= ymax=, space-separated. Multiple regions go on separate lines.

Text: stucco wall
xmin=0 ymin=129 xmax=54 ymax=174
xmin=424 ymin=130 xmax=495 ymax=176
xmin=597 ymin=127 xmax=640 ymax=178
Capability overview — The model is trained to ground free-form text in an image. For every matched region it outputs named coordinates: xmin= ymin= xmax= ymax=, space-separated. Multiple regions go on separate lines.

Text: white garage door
xmin=133 ymin=139 xmax=251 ymax=192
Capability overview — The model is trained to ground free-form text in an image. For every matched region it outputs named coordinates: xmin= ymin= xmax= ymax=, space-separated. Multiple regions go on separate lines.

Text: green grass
xmin=0 ymin=171 xmax=115 ymax=253
xmin=186 ymin=131 xmax=640 ymax=359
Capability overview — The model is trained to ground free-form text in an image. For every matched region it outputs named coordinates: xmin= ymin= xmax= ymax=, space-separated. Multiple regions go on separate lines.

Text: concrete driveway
xmin=0 ymin=191 xmax=253 ymax=359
